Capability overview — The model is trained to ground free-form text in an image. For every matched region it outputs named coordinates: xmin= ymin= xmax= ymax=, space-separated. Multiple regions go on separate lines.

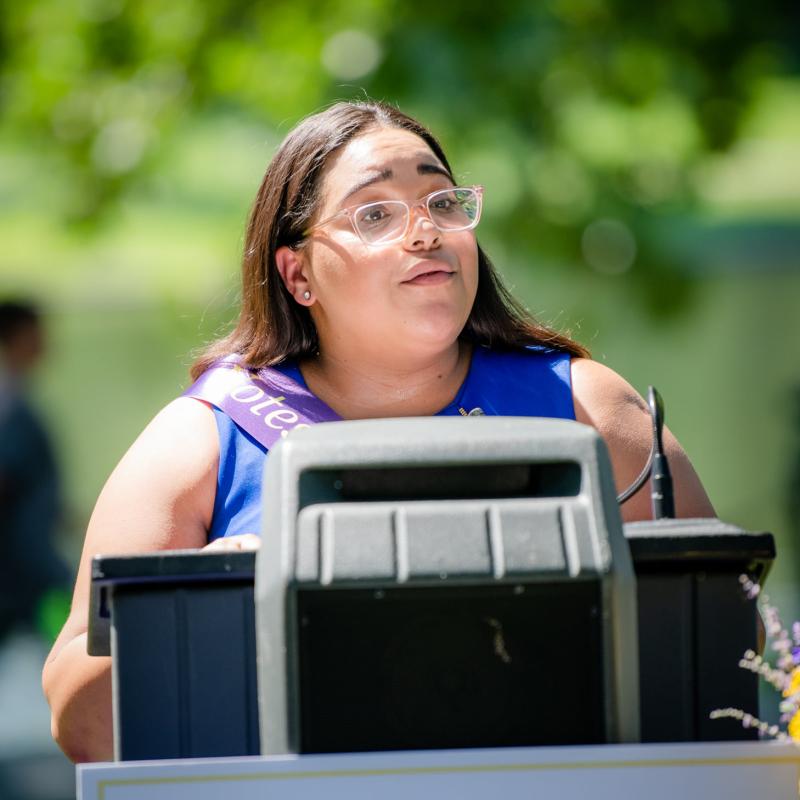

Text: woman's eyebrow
xmin=341 ymin=169 xmax=392 ymax=203
xmin=340 ymin=161 xmax=453 ymax=204
xmin=417 ymin=162 xmax=452 ymax=181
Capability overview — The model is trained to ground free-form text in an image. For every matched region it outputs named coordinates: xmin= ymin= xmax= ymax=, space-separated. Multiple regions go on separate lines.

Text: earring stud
xmin=302 ymin=290 xmax=311 ymax=301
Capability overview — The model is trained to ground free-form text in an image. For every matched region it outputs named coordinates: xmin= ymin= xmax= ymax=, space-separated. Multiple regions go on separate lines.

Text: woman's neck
xmin=300 ymin=340 xmax=472 ymax=420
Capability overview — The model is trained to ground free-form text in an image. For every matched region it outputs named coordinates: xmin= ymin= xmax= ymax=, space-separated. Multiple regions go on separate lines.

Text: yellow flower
xmin=789 ymin=710 xmax=800 ymax=743
xmin=784 ymin=668 xmax=800 ymax=698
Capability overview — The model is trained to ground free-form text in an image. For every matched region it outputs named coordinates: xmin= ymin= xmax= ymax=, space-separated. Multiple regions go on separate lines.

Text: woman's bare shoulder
xmin=569 ymin=357 xmax=715 ymax=521
xmin=569 ymin=357 xmax=648 ymax=426
xmin=86 ymin=396 xmax=220 ymax=554
xmin=125 ymin=396 xmax=219 ymax=475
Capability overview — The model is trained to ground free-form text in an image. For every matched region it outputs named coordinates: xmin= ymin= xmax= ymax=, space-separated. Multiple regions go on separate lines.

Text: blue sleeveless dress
xmin=208 ymin=346 xmax=575 ymax=541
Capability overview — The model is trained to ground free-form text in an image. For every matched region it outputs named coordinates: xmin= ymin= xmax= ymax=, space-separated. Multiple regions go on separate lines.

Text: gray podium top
xmin=256 ymin=417 xmax=640 ymax=753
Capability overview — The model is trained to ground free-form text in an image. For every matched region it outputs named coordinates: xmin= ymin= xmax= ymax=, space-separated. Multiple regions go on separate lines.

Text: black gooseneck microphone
xmin=647 ymin=386 xmax=675 ymax=519
xmin=616 ymin=385 xmax=676 ymax=519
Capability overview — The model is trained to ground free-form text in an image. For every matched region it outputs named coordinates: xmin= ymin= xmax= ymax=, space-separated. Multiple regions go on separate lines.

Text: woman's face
xmin=298 ymin=126 xmax=479 ymax=361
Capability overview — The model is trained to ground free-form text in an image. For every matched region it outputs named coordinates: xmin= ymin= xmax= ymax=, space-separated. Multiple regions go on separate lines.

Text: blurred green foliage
xmin=1 ymin=0 xmax=798 ymax=311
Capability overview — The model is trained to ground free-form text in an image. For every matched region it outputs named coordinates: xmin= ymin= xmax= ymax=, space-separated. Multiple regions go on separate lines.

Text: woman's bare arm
xmin=571 ymin=358 xmax=715 ymax=523
xmin=42 ymin=398 xmax=219 ymax=762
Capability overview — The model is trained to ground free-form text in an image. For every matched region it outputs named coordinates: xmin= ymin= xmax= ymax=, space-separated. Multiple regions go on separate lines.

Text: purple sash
xmin=183 ymin=356 xmax=340 ymax=450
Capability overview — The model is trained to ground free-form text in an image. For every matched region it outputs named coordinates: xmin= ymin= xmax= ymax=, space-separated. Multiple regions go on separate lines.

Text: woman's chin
xmin=400 ymin=314 xmax=469 ymax=352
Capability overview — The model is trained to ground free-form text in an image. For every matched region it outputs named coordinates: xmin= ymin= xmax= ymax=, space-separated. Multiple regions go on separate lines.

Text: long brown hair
xmin=191 ymin=101 xmax=588 ymax=379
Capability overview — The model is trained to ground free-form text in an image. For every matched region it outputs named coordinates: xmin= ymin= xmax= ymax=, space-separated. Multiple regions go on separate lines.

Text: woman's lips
xmin=401 ymin=260 xmax=456 ymax=285
xmin=402 ymin=269 xmax=454 ymax=286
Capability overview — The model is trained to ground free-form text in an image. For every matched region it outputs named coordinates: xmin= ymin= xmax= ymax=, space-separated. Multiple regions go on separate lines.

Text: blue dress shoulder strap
xmin=208 ymin=407 xmax=266 ymax=541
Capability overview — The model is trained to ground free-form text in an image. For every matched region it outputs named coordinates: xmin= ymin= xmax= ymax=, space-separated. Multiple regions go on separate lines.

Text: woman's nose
xmin=404 ymin=205 xmax=441 ymax=249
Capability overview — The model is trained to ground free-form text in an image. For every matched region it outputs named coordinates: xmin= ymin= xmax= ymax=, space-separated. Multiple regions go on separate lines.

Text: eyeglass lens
xmin=354 ymin=187 xmax=480 ymax=244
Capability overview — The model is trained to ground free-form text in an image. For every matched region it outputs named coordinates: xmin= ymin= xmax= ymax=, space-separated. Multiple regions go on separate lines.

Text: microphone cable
xmin=616 ymin=386 xmax=675 ymax=519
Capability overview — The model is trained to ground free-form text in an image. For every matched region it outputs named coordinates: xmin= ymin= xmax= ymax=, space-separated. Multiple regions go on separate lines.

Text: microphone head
xmin=647 ymin=386 xmax=665 ymax=449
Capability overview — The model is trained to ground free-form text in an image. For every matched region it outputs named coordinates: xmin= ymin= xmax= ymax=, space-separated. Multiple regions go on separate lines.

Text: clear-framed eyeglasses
xmin=303 ymin=185 xmax=484 ymax=247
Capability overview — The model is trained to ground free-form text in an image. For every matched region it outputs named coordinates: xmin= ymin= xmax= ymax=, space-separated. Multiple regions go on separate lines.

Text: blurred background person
xmin=0 ymin=300 xmax=71 ymax=644
xmin=0 ymin=300 xmax=73 ymax=800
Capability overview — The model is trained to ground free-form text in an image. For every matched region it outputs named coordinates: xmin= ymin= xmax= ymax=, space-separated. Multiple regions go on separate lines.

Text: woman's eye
xmin=358 ymin=205 xmax=392 ymax=226
xmin=431 ymin=197 xmax=456 ymax=212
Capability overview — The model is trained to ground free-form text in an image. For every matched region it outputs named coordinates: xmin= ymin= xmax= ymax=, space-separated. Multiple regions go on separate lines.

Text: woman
xmin=43 ymin=100 xmax=714 ymax=762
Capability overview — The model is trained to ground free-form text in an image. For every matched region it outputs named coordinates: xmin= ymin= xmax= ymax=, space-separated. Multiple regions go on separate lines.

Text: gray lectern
xmin=255 ymin=417 xmax=640 ymax=755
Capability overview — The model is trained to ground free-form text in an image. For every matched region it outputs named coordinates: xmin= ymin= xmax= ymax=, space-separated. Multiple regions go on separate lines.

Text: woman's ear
xmin=275 ymin=246 xmax=314 ymax=306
